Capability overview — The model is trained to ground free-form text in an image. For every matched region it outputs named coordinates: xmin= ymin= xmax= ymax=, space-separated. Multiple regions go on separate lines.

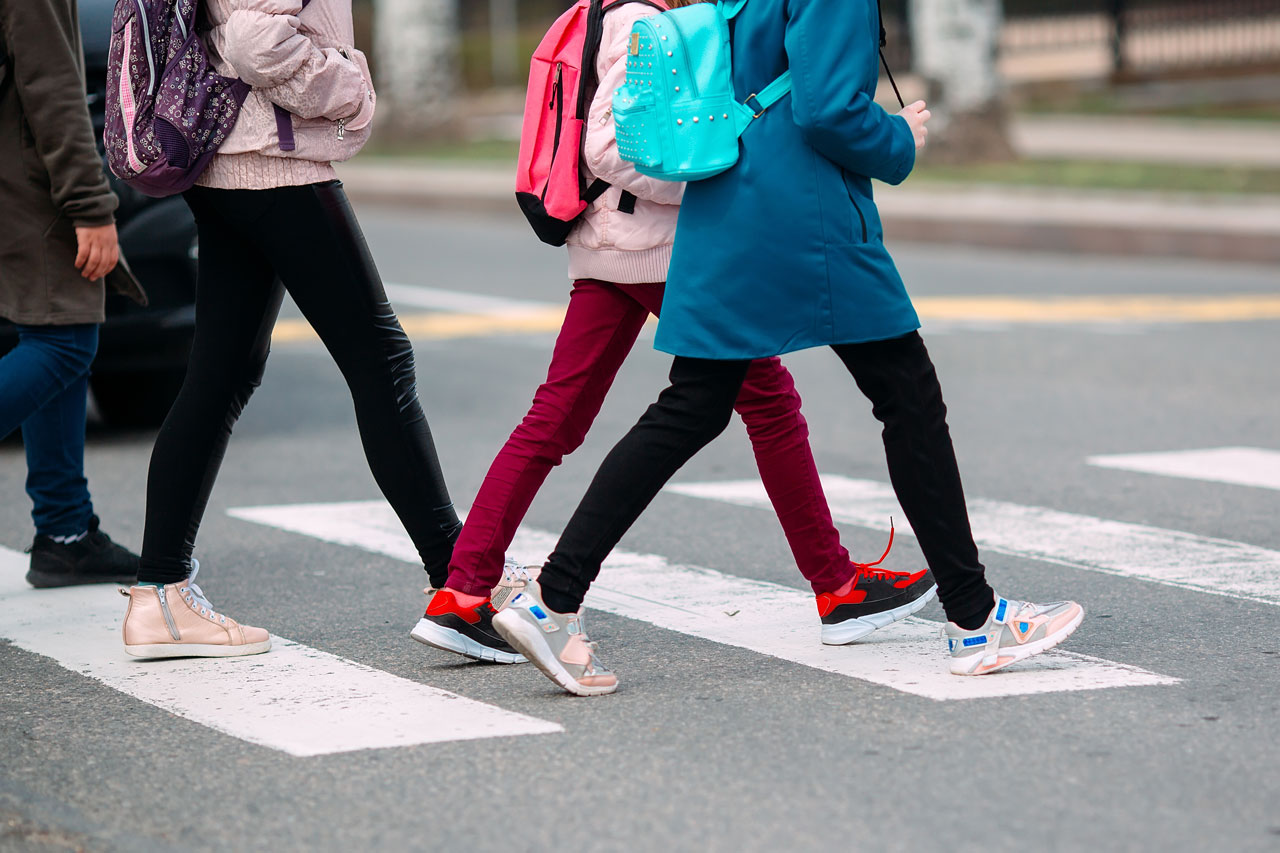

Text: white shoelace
xmin=500 ymin=559 xmax=534 ymax=586
xmin=180 ymin=559 xmax=227 ymax=624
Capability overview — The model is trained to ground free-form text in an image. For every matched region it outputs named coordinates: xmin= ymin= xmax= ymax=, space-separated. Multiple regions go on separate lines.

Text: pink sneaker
xmin=121 ymin=562 xmax=271 ymax=658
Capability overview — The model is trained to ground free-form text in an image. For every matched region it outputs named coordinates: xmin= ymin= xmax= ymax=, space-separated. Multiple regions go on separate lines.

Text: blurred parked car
xmin=0 ymin=0 xmax=197 ymax=428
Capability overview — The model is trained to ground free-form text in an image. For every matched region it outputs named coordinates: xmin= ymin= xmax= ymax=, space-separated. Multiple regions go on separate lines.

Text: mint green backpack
xmin=612 ymin=0 xmax=790 ymax=182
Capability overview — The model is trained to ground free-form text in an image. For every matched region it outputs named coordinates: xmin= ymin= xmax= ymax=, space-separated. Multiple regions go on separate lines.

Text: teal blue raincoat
xmin=654 ymin=0 xmax=921 ymax=360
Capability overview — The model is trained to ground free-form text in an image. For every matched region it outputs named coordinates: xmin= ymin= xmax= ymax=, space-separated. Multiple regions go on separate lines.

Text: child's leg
xmin=445 ymin=280 xmax=652 ymax=596
xmin=614 ymin=284 xmax=853 ymax=595
xmin=732 ymin=358 xmax=855 ymax=595
xmin=243 ymin=183 xmax=462 ymax=584
xmin=538 ymin=356 xmax=751 ymax=614
xmin=831 ymin=332 xmax=994 ymax=627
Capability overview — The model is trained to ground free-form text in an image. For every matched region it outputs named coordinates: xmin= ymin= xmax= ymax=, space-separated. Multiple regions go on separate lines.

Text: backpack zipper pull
xmin=549 ymin=62 xmax=563 ymax=110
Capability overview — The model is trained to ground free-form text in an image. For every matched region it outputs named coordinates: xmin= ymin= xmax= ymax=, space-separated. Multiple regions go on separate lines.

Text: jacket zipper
xmin=337 ymin=118 xmax=346 ymax=140
xmin=541 ymin=62 xmax=565 ymax=202
xmin=132 ymin=0 xmax=157 ymax=96
xmin=156 ymin=587 xmax=181 ymax=641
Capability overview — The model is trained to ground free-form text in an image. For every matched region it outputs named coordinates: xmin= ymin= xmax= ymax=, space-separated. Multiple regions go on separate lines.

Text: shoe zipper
xmin=156 ymin=587 xmax=181 ymax=641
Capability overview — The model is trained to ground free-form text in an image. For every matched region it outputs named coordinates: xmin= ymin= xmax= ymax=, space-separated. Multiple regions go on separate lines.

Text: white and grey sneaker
xmin=490 ymin=557 xmax=540 ymax=611
xmin=944 ymin=594 xmax=1084 ymax=675
xmin=492 ymin=580 xmax=617 ymax=696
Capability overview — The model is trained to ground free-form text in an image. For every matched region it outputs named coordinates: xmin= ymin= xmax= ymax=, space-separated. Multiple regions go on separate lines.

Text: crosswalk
xmin=228 ymin=500 xmax=1175 ymax=702
xmin=0 ymin=548 xmax=561 ymax=756
xmin=667 ymin=475 xmax=1280 ymax=607
xmin=8 ymin=451 xmax=1279 ymax=757
xmin=1089 ymin=447 xmax=1280 ymax=493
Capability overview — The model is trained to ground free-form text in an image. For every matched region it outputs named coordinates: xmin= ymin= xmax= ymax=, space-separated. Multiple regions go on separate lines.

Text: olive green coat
xmin=0 ymin=0 xmax=141 ymax=325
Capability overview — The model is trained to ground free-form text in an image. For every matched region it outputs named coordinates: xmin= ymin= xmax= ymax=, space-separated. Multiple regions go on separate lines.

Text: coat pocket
xmin=841 ymin=169 xmax=869 ymax=244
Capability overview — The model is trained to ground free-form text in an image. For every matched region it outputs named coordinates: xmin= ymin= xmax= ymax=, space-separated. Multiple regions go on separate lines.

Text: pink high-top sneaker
xmin=121 ymin=562 xmax=270 ymax=658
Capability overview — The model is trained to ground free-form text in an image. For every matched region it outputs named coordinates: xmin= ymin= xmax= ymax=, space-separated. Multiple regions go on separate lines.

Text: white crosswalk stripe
xmin=0 ymin=548 xmax=561 ymax=756
xmin=667 ymin=475 xmax=1280 ymax=607
xmin=228 ymin=502 xmax=1176 ymax=701
xmin=1088 ymin=447 xmax=1280 ymax=492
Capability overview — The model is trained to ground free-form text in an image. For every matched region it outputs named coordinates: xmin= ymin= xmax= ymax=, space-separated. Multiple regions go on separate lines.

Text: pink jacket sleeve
xmin=583 ymin=7 xmax=685 ymax=206
xmin=222 ymin=0 xmax=371 ymax=124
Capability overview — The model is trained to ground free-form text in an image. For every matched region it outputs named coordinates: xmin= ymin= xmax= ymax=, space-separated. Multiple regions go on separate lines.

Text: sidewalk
xmin=336 ymin=160 xmax=1280 ymax=265
xmin=1010 ymin=115 xmax=1280 ymax=168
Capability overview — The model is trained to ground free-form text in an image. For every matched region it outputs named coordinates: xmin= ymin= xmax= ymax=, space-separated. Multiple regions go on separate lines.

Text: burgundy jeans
xmin=445 ymin=279 xmax=854 ymax=597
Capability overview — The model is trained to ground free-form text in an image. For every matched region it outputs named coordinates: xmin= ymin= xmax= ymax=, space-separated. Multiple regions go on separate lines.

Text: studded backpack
xmin=612 ymin=0 xmax=787 ymax=182
xmin=614 ymin=0 xmax=904 ymax=182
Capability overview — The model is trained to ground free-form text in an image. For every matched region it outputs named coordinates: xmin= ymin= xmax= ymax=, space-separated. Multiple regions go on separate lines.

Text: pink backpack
xmin=515 ymin=0 xmax=664 ymax=246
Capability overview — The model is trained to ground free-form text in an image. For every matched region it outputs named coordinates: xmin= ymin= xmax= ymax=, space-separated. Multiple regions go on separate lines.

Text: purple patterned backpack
xmin=104 ymin=0 xmax=250 ymax=197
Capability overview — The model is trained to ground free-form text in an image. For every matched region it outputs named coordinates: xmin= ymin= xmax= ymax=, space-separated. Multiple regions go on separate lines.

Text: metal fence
xmin=1001 ymin=0 xmax=1280 ymax=79
xmin=452 ymin=0 xmax=1280 ymax=90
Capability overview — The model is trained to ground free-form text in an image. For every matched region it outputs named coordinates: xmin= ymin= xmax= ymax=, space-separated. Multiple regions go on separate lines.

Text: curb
xmin=337 ymin=163 xmax=1280 ymax=266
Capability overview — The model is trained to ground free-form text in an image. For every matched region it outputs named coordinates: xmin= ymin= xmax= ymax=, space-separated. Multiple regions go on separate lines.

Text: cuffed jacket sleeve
xmin=784 ymin=0 xmax=915 ymax=185
xmin=222 ymin=0 xmax=370 ymax=124
xmin=0 ymin=0 xmax=116 ymax=227
xmin=583 ymin=10 xmax=685 ymax=205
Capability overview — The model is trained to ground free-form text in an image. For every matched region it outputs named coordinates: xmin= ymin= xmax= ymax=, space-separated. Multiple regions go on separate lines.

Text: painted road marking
xmin=667 ymin=476 xmax=1280 ymax=608
xmin=382 ymin=282 xmax=555 ymax=315
xmin=229 ymin=502 xmax=1175 ymax=701
xmin=1089 ymin=447 xmax=1280 ymax=492
xmin=913 ymin=294 xmax=1280 ymax=325
xmin=0 ymin=548 xmax=560 ymax=756
xmin=269 ymin=292 xmax=1280 ymax=345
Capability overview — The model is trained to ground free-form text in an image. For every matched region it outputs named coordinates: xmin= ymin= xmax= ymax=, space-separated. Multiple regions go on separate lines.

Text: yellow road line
xmin=913 ymin=294 xmax=1280 ymax=324
xmin=271 ymin=307 xmax=571 ymax=344
xmin=270 ymin=294 xmax=1280 ymax=344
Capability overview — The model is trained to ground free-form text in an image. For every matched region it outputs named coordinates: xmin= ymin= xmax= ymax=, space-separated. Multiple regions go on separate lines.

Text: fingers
xmin=919 ymin=108 xmax=932 ymax=123
xmin=74 ymin=226 xmax=120 ymax=280
xmin=82 ymin=241 xmax=104 ymax=280
xmin=103 ymin=244 xmax=120 ymax=278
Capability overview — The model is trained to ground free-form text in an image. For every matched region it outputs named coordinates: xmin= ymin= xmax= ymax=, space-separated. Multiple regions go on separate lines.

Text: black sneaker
xmin=409 ymin=589 xmax=527 ymax=664
xmin=816 ymin=528 xmax=937 ymax=645
xmin=26 ymin=516 xmax=139 ymax=589
xmin=816 ymin=564 xmax=937 ymax=644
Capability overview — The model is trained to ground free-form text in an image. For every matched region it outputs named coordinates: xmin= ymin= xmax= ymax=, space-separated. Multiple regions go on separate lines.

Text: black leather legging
xmin=139 ymin=182 xmax=461 ymax=585
xmin=539 ymin=332 xmax=994 ymax=627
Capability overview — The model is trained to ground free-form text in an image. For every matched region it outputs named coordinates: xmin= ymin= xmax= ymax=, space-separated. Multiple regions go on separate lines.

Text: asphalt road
xmin=2 ymin=205 xmax=1278 ymax=852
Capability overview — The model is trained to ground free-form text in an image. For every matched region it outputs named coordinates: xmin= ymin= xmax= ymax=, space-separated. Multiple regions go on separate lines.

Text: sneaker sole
xmin=123 ymin=639 xmax=272 ymax=659
xmin=821 ymin=584 xmax=938 ymax=645
xmin=492 ymin=610 xmax=617 ymax=697
xmin=951 ymin=604 xmax=1086 ymax=676
xmin=409 ymin=618 xmax=526 ymax=665
xmin=25 ymin=570 xmax=136 ymax=589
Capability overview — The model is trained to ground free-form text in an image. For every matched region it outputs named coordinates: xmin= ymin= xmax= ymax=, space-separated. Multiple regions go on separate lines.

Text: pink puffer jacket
xmin=567 ymin=3 xmax=685 ymax=285
xmin=198 ymin=0 xmax=376 ymax=189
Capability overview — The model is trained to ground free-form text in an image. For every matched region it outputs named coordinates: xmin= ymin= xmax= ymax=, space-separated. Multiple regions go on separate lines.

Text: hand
xmin=74 ymin=223 xmax=120 ymax=281
xmin=898 ymin=100 xmax=931 ymax=151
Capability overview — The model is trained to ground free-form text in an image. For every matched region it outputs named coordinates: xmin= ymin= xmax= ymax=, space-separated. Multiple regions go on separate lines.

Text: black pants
xmin=139 ymin=182 xmax=461 ymax=585
xmin=539 ymin=332 xmax=994 ymax=626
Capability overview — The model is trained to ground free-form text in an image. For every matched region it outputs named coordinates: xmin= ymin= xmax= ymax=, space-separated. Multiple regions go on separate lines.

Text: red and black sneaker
xmin=410 ymin=589 xmax=527 ymax=664
xmin=815 ymin=527 xmax=937 ymax=645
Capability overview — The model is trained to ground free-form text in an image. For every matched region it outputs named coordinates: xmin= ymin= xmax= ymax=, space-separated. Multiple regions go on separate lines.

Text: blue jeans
xmin=0 ymin=324 xmax=99 ymax=537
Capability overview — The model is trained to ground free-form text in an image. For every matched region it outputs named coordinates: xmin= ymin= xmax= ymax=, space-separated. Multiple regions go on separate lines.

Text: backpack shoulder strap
xmin=578 ymin=0 xmax=664 ymax=119
xmin=273 ymin=0 xmax=316 ymax=151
